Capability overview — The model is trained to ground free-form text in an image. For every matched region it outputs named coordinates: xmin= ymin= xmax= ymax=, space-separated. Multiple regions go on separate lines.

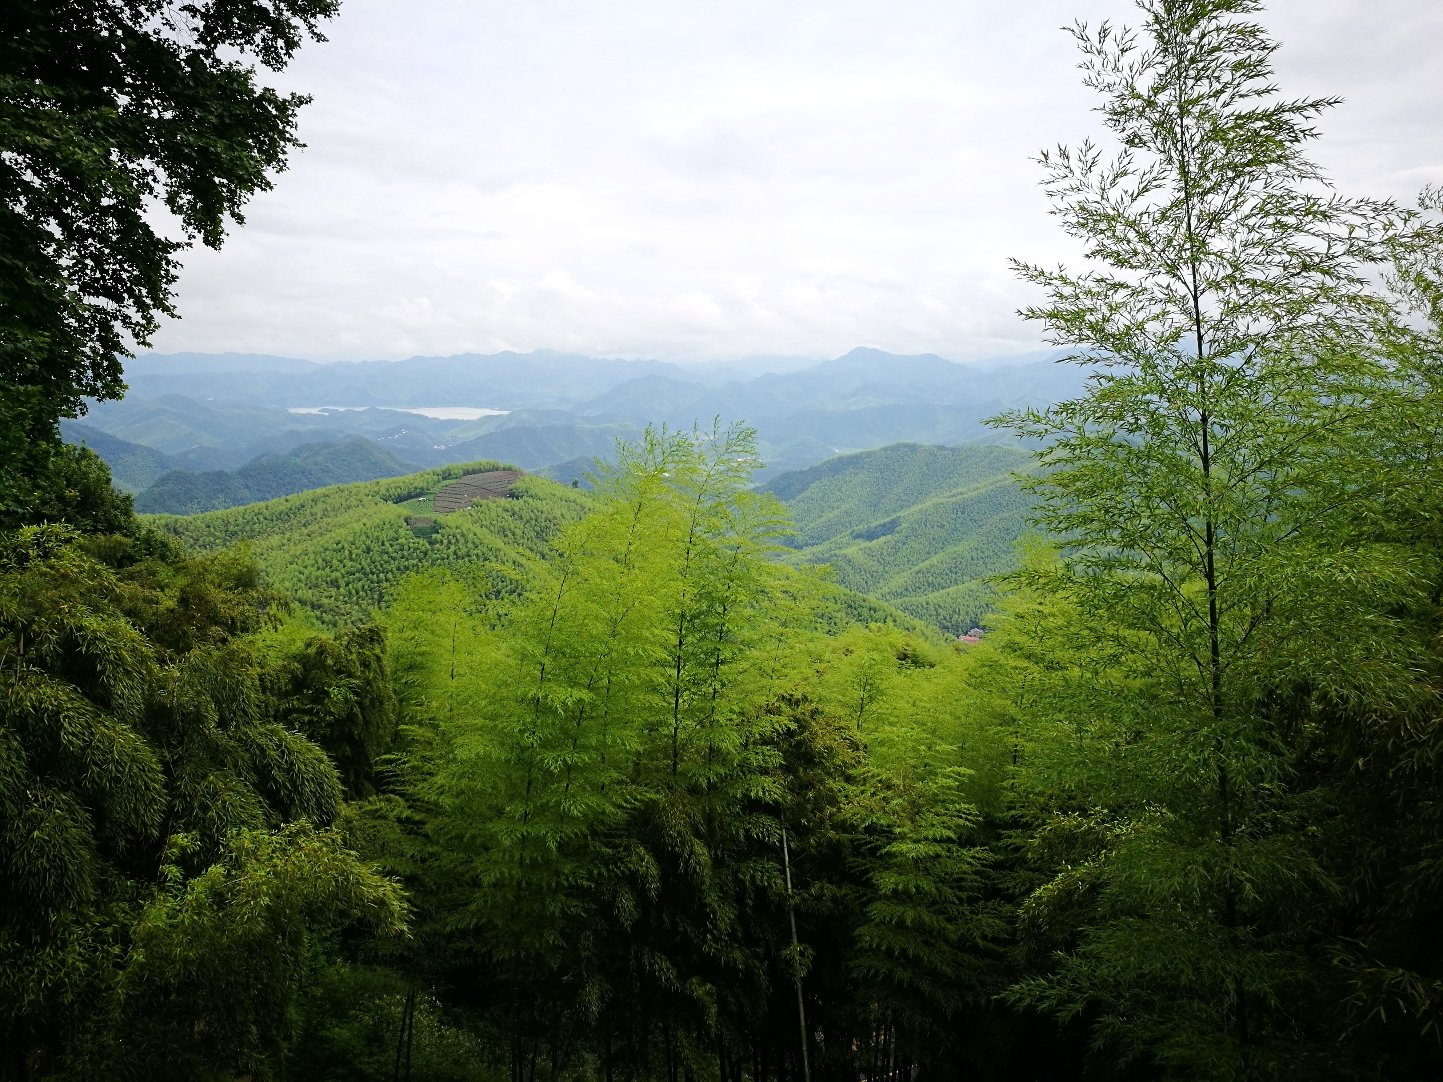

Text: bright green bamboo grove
xmin=344 ymin=423 xmax=1013 ymax=1081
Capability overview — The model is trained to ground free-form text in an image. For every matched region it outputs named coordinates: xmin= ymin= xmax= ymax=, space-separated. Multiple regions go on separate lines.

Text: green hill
xmin=441 ymin=420 xmax=642 ymax=471
xmin=135 ymin=435 xmax=420 ymax=514
xmin=764 ymin=442 xmax=1035 ymax=635
xmin=150 ymin=461 xmax=594 ymax=624
xmin=150 ymin=453 xmax=943 ymax=639
xmin=61 ymin=421 xmax=185 ymax=493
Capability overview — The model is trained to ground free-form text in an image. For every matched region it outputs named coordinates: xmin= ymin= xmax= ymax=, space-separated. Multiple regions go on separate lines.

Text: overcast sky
xmin=146 ymin=0 xmax=1443 ymax=364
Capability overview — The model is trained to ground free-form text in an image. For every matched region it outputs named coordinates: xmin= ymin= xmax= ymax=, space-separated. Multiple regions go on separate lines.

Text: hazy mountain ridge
xmin=134 ymin=435 xmax=419 ymax=514
xmin=72 ymin=347 xmax=1079 ymax=504
xmin=123 ymin=350 xmax=681 ymax=408
xmin=440 ymin=421 xmax=645 ymax=473
xmin=60 ymin=422 xmax=187 ymax=493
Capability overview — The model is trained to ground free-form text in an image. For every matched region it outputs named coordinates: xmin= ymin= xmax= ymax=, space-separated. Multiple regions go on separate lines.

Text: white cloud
xmin=148 ymin=0 xmax=1443 ymax=363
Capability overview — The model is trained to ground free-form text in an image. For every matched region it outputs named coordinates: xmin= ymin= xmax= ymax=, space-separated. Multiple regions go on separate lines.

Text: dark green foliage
xmin=266 ymin=623 xmax=399 ymax=798
xmin=21 ymin=444 xmax=138 ymax=536
xmin=286 ymin=959 xmax=493 ymax=1082
xmin=86 ymin=823 xmax=405 ymax=1082
xmin=0 ymin=525 xmax=406 ymax=1080
xmin=1318 ymin=621 xmax=1443 ymax=1078
xmin=1305 ymin=191 xmax=1443 ymax=1079
xmin=0 ymin=423 xmax=140 ymax=534
xmin=847 ymin=766 xmax=1004 ymax=1063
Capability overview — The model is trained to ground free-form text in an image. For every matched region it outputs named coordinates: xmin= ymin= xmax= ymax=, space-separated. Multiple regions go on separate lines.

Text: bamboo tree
xmin=418 ymin=424 xmax=791 ymax=1078
xmin=994 ymin=1 xmax=1429 ymax=1075
xmin=597 ymin=423 xmax=791 ymax=1081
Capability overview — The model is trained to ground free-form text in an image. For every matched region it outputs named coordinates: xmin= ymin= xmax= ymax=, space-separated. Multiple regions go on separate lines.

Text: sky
xmin=146 ymin=0 xmax=1443 ymax=364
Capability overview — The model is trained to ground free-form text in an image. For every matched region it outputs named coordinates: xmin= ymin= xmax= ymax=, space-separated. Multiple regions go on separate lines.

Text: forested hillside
xmin=769 ymin=443 xmax=1034 ymax=633
xmin=152 ymin=452 xmax=945 ymax=636
xmin=58 ymin=421 xmax=184 ymax=492
xmin=296 ymin=424 xmax=1020 ymax=1081
xmin=154 ymin=462 xmax=594 ymax=624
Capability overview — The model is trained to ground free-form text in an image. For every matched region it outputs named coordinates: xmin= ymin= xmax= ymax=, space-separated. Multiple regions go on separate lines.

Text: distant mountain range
xmin=68 ymin=346 xmax=1084 ymax=509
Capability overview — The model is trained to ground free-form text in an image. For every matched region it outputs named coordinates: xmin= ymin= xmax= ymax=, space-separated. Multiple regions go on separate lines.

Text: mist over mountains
xmin=68 ymin=346 xmax=1084 ymax=511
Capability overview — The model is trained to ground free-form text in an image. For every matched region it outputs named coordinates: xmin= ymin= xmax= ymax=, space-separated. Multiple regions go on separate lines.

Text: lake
xmin=286 ymin=406 xmax=510 ymax=420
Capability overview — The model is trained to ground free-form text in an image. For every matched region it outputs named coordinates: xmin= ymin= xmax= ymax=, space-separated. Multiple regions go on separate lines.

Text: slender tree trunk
xmin=671 ymin=615 xmax=687 ymax=777
xmin=403 ymin=987 xmax=416 ymax=1082
xmin=781 ymin=828 xmax=811 ymax=1082
xmin=527 ymin=1026 xmax=541 ymax=1082
xmin=1176 ymin=45 xmax=1250 ymax=1064
xmin=392 ymin=984 xmax=416 ymax=1082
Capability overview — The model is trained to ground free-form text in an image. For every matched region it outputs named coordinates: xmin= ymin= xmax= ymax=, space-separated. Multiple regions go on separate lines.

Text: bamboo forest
xmin=2 ymin=1 xmax=1442 ymax=1079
